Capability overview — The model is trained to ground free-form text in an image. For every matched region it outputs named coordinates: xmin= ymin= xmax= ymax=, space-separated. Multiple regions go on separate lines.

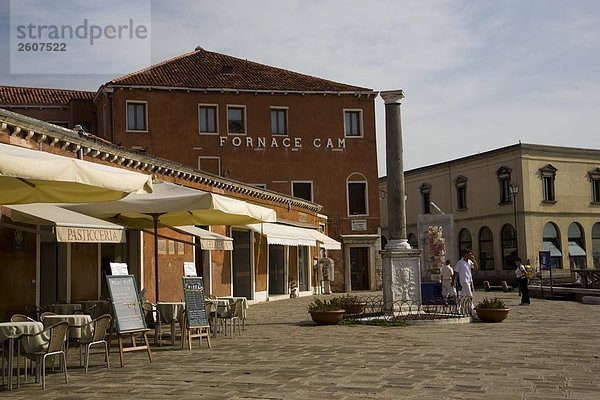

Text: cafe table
xmin=43 ymin=314 xmax=92 ymax=340
xmin=156 ymin=302 xmax=185 ymax=346
xmin=205 ymin=298 xmax=237 ymax=337
xmin=47 ymin=303 xmax=83 ymax=315
xmin=0 ymin=321 xmax=43 ymax=391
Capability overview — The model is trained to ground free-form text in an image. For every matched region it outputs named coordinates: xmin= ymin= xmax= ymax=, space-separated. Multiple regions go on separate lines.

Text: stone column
xmin=380 ymin=90 xmax=421 ymax=307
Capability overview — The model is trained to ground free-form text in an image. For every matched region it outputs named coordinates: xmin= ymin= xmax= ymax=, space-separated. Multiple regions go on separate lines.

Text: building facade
xmin=1 ymin=47 xmax=383 ymax=293
xmin=0 ymin=108 xmax=328 ymax=320
xmin=380 ymin=143 xmax=600 ymax=284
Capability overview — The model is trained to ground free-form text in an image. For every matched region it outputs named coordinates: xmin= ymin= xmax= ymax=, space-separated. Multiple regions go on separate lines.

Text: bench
xmin=483 ymin=280 xmax=513 ymax=292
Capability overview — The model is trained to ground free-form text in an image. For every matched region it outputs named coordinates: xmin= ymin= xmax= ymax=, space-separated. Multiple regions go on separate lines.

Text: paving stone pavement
xmin=2 ymin=291 xmax=600 ymax=399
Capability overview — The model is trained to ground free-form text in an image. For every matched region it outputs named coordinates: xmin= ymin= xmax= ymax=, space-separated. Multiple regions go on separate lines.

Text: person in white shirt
xmin=440 ymin=259 xmax=456 ymax=305
xmin=515 ymin=257 xmax=530 ymax=305
xmin=454 ymin=249 xmax=478 ymax=312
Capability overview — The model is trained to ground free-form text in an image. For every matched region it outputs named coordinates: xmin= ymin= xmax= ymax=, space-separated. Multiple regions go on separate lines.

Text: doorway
xmin=232 ymin=229 xmax=252 ymax=299
xmin=298 ymin=246 xmax=309 ymax=291
xmin=350 ymin=247 xmax=369 ymax=290
xmin=40 ymin=242 xmax=67 ymax=305
xmin=268 ymin=244 xmax=286 ymax=294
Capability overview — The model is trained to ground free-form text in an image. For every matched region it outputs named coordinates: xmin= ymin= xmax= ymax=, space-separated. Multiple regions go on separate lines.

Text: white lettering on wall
xmin=217 ymin=136 xmax=346 ymax=150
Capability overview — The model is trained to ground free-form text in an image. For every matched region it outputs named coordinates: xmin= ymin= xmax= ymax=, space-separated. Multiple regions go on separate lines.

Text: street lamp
xmin=509 ymin=181 xmax=520 ymax=257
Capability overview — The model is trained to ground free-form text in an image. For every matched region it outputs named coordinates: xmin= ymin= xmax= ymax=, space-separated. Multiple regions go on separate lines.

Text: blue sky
xmin=1 ymin=0 xmax=599 ymax=175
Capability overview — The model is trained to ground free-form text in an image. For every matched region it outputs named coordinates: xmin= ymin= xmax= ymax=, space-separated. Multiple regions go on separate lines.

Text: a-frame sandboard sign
xmin=182 ymin=276 xmax=211 ymax=350
xmin=106 ymin=275 xmax=153 ymax=366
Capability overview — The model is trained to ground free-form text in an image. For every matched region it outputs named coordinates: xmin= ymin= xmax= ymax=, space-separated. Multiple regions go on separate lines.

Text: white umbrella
xmin=67 ymin=181 xmax=277 ymax=301
xmin=0 ymin=142 xmax=153 ymax=204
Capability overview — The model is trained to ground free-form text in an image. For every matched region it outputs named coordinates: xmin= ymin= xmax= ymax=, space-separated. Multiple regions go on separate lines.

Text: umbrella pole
xmin=153 ymin=214 xmax=160 ymax=303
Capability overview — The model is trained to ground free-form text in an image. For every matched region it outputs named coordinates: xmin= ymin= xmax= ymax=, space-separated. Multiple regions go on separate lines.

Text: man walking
xmin=440 ymin=259 xmax=456 ymax=305
xmin=454 ymin=249 xmax=478 ymax=313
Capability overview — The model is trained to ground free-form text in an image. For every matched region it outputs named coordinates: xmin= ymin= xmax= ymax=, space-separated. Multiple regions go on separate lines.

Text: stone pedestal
xmin=382 ymin=247 xmax=422 ymax=309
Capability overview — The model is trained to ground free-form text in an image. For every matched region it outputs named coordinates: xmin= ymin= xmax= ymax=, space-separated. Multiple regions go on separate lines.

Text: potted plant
xmin=339 ymin=294 xmax=368 ymax=315
xmin=308 ymin=297 xmax=345 ymax=325
xmin=475 ymin=297 xmax=511 ymax=323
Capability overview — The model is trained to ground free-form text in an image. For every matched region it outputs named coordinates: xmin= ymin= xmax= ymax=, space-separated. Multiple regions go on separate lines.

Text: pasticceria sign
xmin=219 ymin=136 xmax=346 ymax=150
xmin=56 ymin=227 xmax=125 ymax=243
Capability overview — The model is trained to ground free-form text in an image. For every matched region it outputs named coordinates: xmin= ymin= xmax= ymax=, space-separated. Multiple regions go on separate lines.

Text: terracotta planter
xmin=475 ymin=308 xmax=510 ymax=323
xmin=343 ymin=302 xmax=367 ymax=315
xmin=309 ymin=310 xmax=345 ymax=325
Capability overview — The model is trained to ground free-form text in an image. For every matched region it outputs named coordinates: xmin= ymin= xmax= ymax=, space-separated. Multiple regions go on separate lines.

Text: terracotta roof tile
xmin=0 ymin=85 xmax=95 ymax=105
xmin=110 ymin=48 xmax=372 ymax=92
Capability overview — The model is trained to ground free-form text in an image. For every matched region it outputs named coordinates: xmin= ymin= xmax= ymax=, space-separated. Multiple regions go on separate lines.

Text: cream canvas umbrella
xmin=0 ymin=142 xmax=153 ymax=204
xmin=67 ymin=181 xmax=277 ymax=301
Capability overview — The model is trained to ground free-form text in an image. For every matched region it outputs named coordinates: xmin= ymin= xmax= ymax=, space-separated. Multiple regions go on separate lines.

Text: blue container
xmin=421 ymin=282 xmax=443 ymax=305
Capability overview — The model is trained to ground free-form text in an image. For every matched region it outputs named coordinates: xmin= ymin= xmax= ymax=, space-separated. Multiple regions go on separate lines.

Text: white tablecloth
xmin=156 ymin=302 xmax=185 ymax=324
xmin=43 ymin=314 xmax=92 ymax=339
xmin=0 ymin=321 xmax=44 ymax=390
xmin=47 ymin=303 xmax=83 ymax=315
xmin=217 ymin=296 xmax=249 ymax=319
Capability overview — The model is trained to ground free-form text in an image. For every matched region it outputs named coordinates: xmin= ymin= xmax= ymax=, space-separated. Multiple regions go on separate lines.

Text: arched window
xmin=458 ymin=228 xmax=472 ymax=258
xmin=543 ymin=222 xmax=562 ymax=269
xmin=407 ymin=233 xmax=418 ymax=249
xmin=592 ymin=223 xmax=600 ymax=269
xmin=501 ymin=224 xmax=517 ymax=270
xmin=346 ymin=173 xmax=368 ymax=216
xmin=478 ymin=226 xmax=494 ymax=270
xmin=568 ymin=222 xmax=586 ymax=269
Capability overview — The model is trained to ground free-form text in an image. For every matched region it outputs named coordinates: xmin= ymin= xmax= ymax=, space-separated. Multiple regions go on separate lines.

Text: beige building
xmin=379 ymin=143 xmax=600 ymax=284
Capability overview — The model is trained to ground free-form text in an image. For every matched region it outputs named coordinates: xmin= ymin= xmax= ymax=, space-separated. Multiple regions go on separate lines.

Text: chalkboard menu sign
xmin=106 ymin=275 xmax=147 ymax=333
xmin=182 ymin=277 xmax=209 ymax=328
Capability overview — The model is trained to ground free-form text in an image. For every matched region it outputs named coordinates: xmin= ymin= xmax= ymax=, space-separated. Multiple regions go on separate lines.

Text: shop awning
xmin=247 ymin=223 xmax=340 ymax=249
xmin=4 ymin=203 xmax=125 ymax=243
xmin=543 ymin=241 xmax=562 ymax=257
xmin=169 ymin=225 xmax=233 ymax=251
xmin=568 ymin=241 xmax=586 ymax=257
xmin=306 ymin=229 xmax=342 ymax=250
xmin=0 ymin=142 xmax=153 ymax=204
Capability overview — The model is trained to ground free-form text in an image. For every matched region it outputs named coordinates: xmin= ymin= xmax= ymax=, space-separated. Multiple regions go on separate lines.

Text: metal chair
xmin=77 ymin=314 xmax=112 ymax=373
xmin=20 ymin=321 xmax=69 ymax=390
xmin=10 ymin=314 xmax=36 ymax=322
xmin=141 ymin=301 xmax=163 ymax=345
xmin=216 ymin=299 xmax=243 ymax=338
xmin=39 ymin=311 xmax=57 ymax=322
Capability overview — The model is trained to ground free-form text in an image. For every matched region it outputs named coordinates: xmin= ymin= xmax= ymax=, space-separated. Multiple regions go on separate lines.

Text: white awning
xmin=306 ymin=229 xmax=341 ymax=250
xmin=4 ymin=203 xmax=125 ymax=243
xmin=0 ymin=142 xmax=153 ymax=204
xmin=247 ymin=223 xmax=340 ymax=249
xmin=543 ymin=241 xmax=562 ymax=257
xmin=169 ymin=225 xmax=233 ymax=251
xmin=568 ymin=241 xmax=586 ymax=257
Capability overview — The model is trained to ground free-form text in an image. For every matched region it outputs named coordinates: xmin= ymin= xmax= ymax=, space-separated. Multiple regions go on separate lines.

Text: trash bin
xmin=421 ymin=282 xmax=443 ymax=304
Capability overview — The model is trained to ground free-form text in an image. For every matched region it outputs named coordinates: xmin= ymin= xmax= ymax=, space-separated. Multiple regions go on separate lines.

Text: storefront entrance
xmin=232 ymin=229 xmax=252 ymax=299
xmin=350 ymin=247 xmax=369 ymax=290
xmin=269 ymin=244 xmax=286 ymax=294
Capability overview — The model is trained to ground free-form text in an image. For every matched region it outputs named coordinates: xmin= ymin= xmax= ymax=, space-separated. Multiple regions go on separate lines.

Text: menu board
xmin=182 ymin=276 xmax=209 ymax=328
xmin=106 ymin=275 xmax=147 ymax=333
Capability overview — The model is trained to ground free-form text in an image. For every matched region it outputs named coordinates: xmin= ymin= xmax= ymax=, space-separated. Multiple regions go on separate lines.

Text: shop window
xmin=420 ymin=183 xmax=431 ymax=214
xmin=501 ymin=224 xmax=517 ymax=270
xmin=126 ymin=101 xmax=147 ymax=131
xmin=344 ymin=110 xmax=363 ymax=137
xmin=455 ymin=175 xmax=468 ymax=210
xmin=568 ymin=222 xmax=586 ymax=269
xmin=271 ymin=108 xmax=288 ymax=135
xmin=543 ymin=222 xmax=562 ymax=269
xmin=478 ymin=226 xmax=494 ymax=270
xmin=540 ymin=164 xmax=557 ymax=202
xmin=589 ymin=168 xmax=600 ymax=203
xmin=496 ymin=166 xmax=512 ymax=204
xmin=292 ymin=181 xmax=313 ymax=202
xmin=227 ymin=106 xmax=246 ymax=134
xmin=199 ymin=105 xmax=218 ymax=134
